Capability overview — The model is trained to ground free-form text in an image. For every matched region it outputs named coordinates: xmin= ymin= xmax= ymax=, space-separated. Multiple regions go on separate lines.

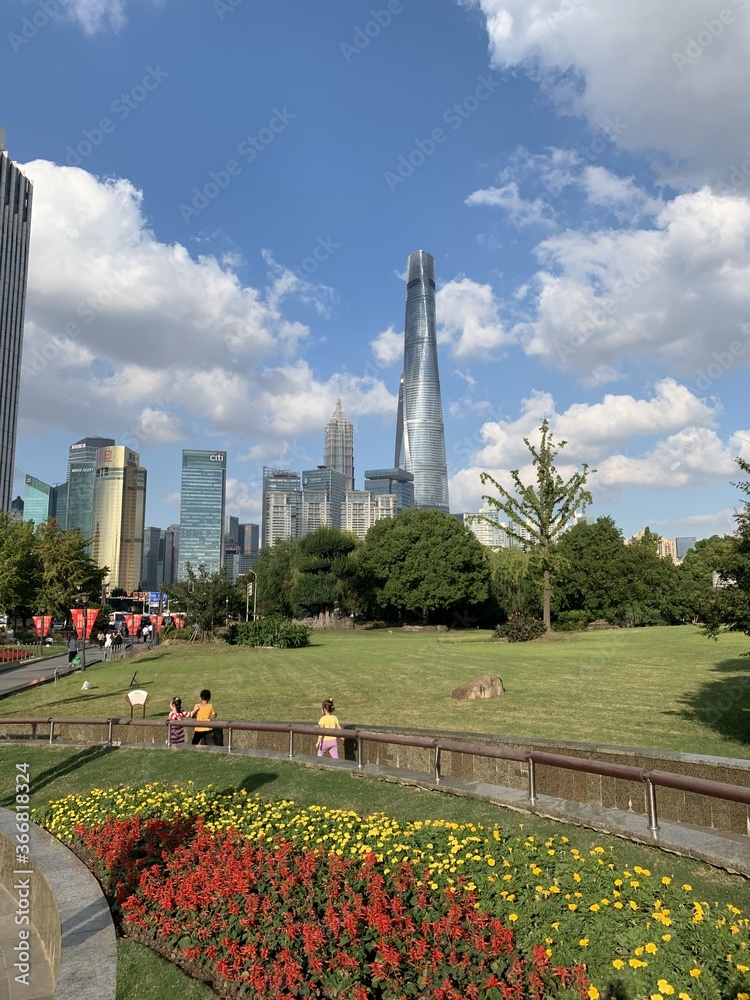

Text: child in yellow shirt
xmin=191 ymin=688 xmax=217 ymax=746
xmin=315 ymin=698 xmax=341 ymax=759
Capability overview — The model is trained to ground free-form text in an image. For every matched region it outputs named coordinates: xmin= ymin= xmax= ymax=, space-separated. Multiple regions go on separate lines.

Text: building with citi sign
xmin=177 ymin=449 xmax=226 ymax=580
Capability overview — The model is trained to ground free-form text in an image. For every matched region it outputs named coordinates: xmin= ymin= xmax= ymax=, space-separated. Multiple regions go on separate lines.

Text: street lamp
xmin=80 ymin=593 xmax=88 ymax=672
xmin=246 ymin=571 xmax=257 ymax=622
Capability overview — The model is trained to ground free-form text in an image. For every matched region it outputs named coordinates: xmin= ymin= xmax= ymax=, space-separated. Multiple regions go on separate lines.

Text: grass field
xmin=2 ymin=625 xmax=750 ymax=757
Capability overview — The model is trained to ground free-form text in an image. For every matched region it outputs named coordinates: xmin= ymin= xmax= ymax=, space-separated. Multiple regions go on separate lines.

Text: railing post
xmin=227 ymin=724 xmax=232 ymax=754
xmin=527 ymin=753 xmax=537 ymax=806
xmin=167 ymin=722 xmax=172 ymax=748
xmin=107 ymin=719 xmax=113 ymax=747
xmin=357 ymin=733 xmax=363 ymax=771
xmin=644 ymin=773 xmax=660 ymax=838
xmin=289 ymin=728 xmax=294 ymax=759
xmin=48 ymin=720 xmax=54 ymax=745
xmin=434 ymin=744 xmax=441 ymax=784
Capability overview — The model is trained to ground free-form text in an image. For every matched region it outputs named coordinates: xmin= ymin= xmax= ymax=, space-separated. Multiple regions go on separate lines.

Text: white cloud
xmin=466 ymin=181 xmax=555 ymax=228
xmin=437 ymin=277 xmax=511 ymax=358
xmin=65 ymin=0 xmax=158 ymax=34
xmin=597 ymin=428 xmax=736 ymax=489
xmin=17 ymin=161 xmax=396 ymax=455
xmin=370 ymin=326 xmax=403 ymax=368
xmin=225 ymin=478 xmax=262 ymax=521
xmin=464 ymin=0 xmax=750 ymax=185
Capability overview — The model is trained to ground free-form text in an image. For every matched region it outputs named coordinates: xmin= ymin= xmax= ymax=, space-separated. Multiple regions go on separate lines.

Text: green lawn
xmin=2 ymin=625 xmax=750 ymax=757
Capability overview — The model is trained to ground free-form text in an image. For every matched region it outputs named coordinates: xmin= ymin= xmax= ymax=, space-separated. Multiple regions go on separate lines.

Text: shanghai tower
xmin=394 ymin=250 xmax=449 ymax=513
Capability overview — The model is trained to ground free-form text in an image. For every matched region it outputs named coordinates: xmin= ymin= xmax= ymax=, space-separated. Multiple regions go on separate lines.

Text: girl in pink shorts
xmin=315 ymin=698 xmax=341 ymax=759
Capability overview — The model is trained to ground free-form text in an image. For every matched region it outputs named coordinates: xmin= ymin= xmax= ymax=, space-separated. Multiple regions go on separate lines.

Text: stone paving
xmin=0 ymin=884 xmax=54 ymax=1000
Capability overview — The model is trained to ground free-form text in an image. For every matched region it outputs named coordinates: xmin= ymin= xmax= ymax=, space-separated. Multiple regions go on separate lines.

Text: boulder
xmin=401 ymin=624 xmax=449 ymax=633
xmin=451 ymin=674 xmax=505 ymax=700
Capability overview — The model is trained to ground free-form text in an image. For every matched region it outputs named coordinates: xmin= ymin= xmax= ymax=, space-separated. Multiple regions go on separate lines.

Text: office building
xmin=239 ymin=522 xmax=259 ymax=555
xmin=178 ymin=450 xmax=226 ymax=578
xmin=262 ymin=468 xmax=301 ymax=547
xmin=676 ymin=537 xmax=697 ymax=561
xmin=302 ymin=466 xmax=347 ymax=528
xmin=342 ymin=490 xmax=398 ymax=540
xmin=9 ymin=495 xmax=23 ymax=520
xmin=23 ymin=475 xmax=66 ymax=526
xmin=224 ymin=514 xmax=240 ymax=553
xmin=394 ymin=250 xmax=449 ymax=513
xmin=90 ymin=445 xmax=147 ymax=592
xmin=163 ymin=524 xmax=180 ymax=585
xmin=324 ymin=398 xmax=354 ymax=490
xmin=225 ymin=551 xmax=257 ymax=584
xmin=141 ymin=526 xmax=164 ymax=592
xmin=66 ymin=435 xmax=115 ymax=544
xmin=0 ymin=140 xmax=32 ymax=511
xmin=364 ymin=467 xmax=414 ymax=512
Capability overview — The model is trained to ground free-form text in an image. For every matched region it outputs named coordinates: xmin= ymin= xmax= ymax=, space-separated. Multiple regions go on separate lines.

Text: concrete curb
xmin=0 ymin=806 xmax=116 ymax=1000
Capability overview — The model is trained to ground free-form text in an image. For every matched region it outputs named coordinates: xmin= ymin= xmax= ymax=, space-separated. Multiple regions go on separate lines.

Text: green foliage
xmin=700 ymin=458 xmax=750 ymax=641
xmin=487 ymin=546 xmax=541 ymax=621
xmin=494 ymin=612 xmax=546 ymax=642
xmin=554 ymin=610 xmax=590 ymax=632
xmin=357 ymin=509 xmax=490 ymax=624
xmin=165 ymin=564 xmax=234 ymax=637
xmin=480 ymin=420 xmax=595 ymax=629
xmin=291 ymin=526 xmax=359 ymax=620
xmin=253 ymin=540 xmax=300 ymax=617
xmin=225 ymin=615 xmax=311 ymax=648
xmin=34 ymin=518 xmax=106 ymax=615
xmin=0 ymin=514 xmax=38 ymax=614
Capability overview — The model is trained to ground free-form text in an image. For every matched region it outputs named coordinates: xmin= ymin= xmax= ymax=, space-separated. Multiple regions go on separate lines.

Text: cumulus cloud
xmin=370 ymin=326 xmax=403 ymax=368
xmin=463 ymin=0 xmax=750 ymax=186
xmin=17 ymin=161 xmax=395 ymax=455
xmin=466 ymin=181 xmax=555 ymax=228
xmin=437 ymin=277 xmax=511 ymax=359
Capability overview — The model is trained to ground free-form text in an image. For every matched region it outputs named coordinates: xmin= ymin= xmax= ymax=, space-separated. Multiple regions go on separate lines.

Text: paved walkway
xmin=0 ymin=884 xmax=54 ymax=1000
xmin=0 ymin=641 xmax=137 ymax=700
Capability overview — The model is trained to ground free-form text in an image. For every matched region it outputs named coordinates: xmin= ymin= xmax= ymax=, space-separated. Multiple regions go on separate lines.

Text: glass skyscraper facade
xmin=90 ymin=445 xmax=147 ymax=593
xmin=394 ymin=250 xmax=449 ymax=513
xmin=23 ymin=475 xmax=67 ymax=526
xmin=364 ymin=467 xmax=415 ymax=512
xmin=178 ymin=450 xmax=226 ymax=578
xmin=66 ymin=436 xmax=115 ymax=545
xmin=0 ymin=145 xmax=32 ymax=511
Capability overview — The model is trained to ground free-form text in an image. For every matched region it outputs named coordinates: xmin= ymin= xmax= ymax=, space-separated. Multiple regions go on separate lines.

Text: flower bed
xmin=39 ymin=783 xmax=750 ymax=999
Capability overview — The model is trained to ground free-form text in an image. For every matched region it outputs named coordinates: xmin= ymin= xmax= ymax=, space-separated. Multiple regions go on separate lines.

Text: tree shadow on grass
xmin=216 ymin=773 xmax=279 ymax=797
xmin=669 ymin=656 xmax=750 ymax=748
xmin=0 ymin=745 xmax=116 ymax=806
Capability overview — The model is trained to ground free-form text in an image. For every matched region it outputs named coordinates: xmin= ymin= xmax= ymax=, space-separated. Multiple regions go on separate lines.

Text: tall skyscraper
xmin=23 ymin=474 xmax=66 ymax=526
xmin=394 ymin=250 xmax=449 ymax=513
xmin=66 ymin=435 xmax=115 ymax=543
xmin=90 ymin=445 xmax=147 ymax=593
xmin=0 ymin=139 xmax=33 ymax=511
xmin=163 ymin=524 xmax=180 ymax=584
xmin=178 ymin=450 xmax=226 ymax=578
xmin=302 ymin=466 xmax=347 ymax=529
xmin=364 ymin=467 xmax=415 ymax=513
xmin=141 ymin=526 xmax=164 ymax=592
xmin=324 ymin=399 xmax=354 ymax=490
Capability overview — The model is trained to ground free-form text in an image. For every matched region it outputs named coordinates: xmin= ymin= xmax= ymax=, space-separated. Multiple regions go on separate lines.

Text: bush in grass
xmin=554 ymin=611 xmax=590 ymax=632
xmin=494 ymin=613 xmax=546 ymax=642
xmin=224 ymin=615 xmax=311 ymax=648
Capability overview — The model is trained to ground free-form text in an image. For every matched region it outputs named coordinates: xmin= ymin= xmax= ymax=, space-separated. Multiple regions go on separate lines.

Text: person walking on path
xmin=67 ymin=635 xmax=78 ymax=665
xmin=113 ymin=631 xmax=123 ymax=658
xmin=103 ymin=632 xmax=113 ymax=662
xmin=191 ymin=689 xmax=217 ymax=746
xmin=167 ymin=696 xmax=190 ymax=747
xmin=315 ymin=698 xmax=341 ymax=759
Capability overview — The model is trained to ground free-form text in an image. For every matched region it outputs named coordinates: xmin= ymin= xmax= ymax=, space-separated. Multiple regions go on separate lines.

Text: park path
xmin=0 ymin=883 xmax=54 ymax=1000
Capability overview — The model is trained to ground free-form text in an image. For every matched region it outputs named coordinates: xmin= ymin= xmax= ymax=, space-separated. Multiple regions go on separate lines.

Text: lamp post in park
xmin=80 ymin=593 xmax=88 ymax=672
xmin=246 ymin=571 xmax=257 ymax=622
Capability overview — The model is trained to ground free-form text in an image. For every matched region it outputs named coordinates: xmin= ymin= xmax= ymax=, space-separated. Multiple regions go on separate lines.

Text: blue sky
xmin=2 ymin=0 xmax=750 ymax=540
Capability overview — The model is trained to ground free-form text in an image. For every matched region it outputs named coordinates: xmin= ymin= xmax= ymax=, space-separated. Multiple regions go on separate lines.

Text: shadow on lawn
xmin=217 ymin=773 xmax=279 ymax=797
xmin=0 ymin=745 xmax=116 ymax=805
xmin=671 ymin=656 xmax=750 ymax=748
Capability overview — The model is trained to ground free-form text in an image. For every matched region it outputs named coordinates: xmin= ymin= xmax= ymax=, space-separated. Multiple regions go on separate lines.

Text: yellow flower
xmin=657 ymin=981 xmax=675 ymax=995
xmin=509 ymin=913 xmax=518 ymax=922
xmin=629 ymin=958 xmax=648 ymax=968
xmin=682 ymin=884 xmax=692 ymax=891
xmin=645 ymin=942 xmax=658 ymax=955
xmin=612 ymin=959 xmax=625 ymax=969
xmin=689 ymin=969 xmax=701 ymax=978
xmin=662 ymin=876 xmax=671 ymax=885
xmin=588 ymin=988 xmax=600 ymax=1000
xmin=738 ymin=964 xmax=750 ymax=973
xmin=579 ymin=938 xmax=589 ymax=947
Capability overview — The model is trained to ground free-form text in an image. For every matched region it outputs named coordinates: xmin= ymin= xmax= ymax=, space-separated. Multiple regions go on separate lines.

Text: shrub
xmin=224 ymin=615 xmax=311 ymax=649
xmin=553 ymin=610 xmax=590 ymax=632
xmin=494 ymin=613 xmax=546 ymax=642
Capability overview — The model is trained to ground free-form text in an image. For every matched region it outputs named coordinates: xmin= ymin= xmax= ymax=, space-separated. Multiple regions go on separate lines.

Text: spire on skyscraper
xmin=324 ymin=398 xmax=354 ymax=491
xmin=394 ymin=250 xmax=449 ymax=513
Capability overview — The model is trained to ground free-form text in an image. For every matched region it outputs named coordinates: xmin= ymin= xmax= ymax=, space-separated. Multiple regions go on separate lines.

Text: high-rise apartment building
xmin=302 ymin=467 xmax=347 ymax=529
xmin=90 ymin=445 xmax=147 ymax=592
xmin=324 ymin=399 xmax=354 ymax=491
xmin=66 ymin=435 xmax=115 ymax=544
xmin=394 ymin=250 xmax=449 ymax=513
xmin=364 ymin=467 xmax=414 ymax=512
xmin=239 ymin=523 xmax=259 ymax=555
xmin=342 ymin=490 xmax=398 ymax=540
xmin=262 ymin=468 xmax=301 ymax=547
xmin=178 ymin=450 xmax=226 ymax=578
xmin=0 ymin=140 xmax=33 ymax=511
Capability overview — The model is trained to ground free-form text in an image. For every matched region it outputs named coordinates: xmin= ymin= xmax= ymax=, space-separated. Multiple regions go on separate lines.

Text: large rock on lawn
xmin=451 ymin=674 xmax=505 ymax=700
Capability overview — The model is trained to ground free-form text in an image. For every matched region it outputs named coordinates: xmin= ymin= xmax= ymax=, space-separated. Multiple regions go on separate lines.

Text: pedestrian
xmin=67 ymin=635 xmax=78 ymax=665
xmin=113 ymin=631 xmax=123 ymax=657
xmin=315 ymin=698 xmax=341 ymax=759
xmin=191 ymin=689 xmax=217 ymax=746
xmin=103 ymin=632 xmax=113 ymax=662
xmin=97 ymin=631 xmax=105 ymax=650
xmin=167 ymin=696 xmax=191 ymax=747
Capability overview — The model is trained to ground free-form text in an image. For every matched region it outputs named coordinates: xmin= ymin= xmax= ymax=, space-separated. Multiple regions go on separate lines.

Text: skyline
xmin=2 ymin=1 xmax=749 ymax=542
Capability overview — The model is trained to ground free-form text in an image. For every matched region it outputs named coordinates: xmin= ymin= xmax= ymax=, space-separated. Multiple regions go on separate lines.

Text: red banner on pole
xmin=124 ymin=614 xmax=134 ymax=635
xmin=132 ymin=614 xmax=143 ymax=633
xmin=32 ymin=615 xmax=52 ymax=637
xmin=70 ymin=608 xmax=99 ymax=639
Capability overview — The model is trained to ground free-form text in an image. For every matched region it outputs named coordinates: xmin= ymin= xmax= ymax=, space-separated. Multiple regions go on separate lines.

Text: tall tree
xmin=479 ymin=419 xmax=595 ymax=629
xmin=34 ymin=519 xmax=106 ymax=615
xmin=700 ymin=458 xmax=750 ymax=641
xmin=291 ymin=526 xmax=359 ymax=623
xmin=254 ymin=539 xmax=300 ymax=617
xmin=357 ymin=509 xmax=490 ymax=625
xmin=552 ymin=517 xmax=629 ymax=622
xmin=0 ymin=515 xmax=37 ymax=616
xmin=486 ymin=546 xmax=539 ymax=620
xmin=166 ymin=564 xmax=234 ymax=638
